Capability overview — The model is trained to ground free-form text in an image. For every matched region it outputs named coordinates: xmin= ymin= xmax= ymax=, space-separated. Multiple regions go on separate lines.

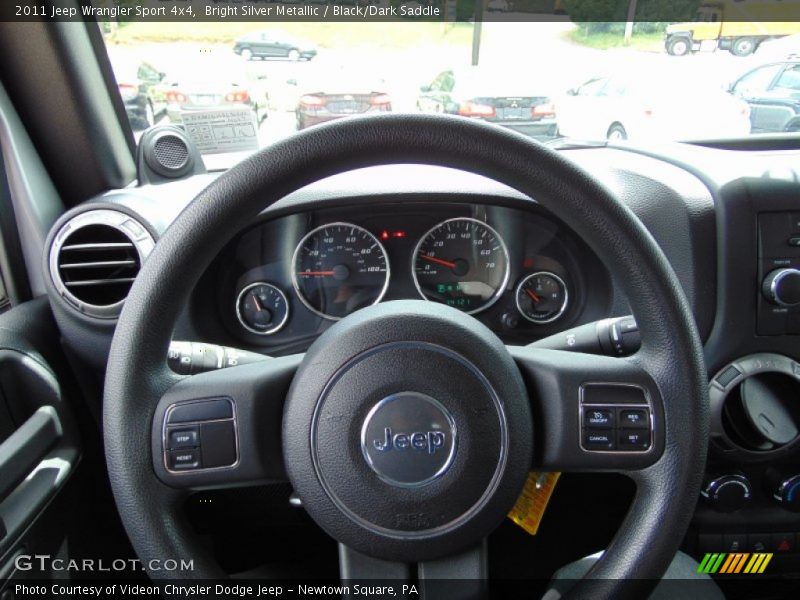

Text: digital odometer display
xmin=292 ymin=222 xmax=389 ymax=320
xmin=412 ymin=217 xmax=510 ymax=314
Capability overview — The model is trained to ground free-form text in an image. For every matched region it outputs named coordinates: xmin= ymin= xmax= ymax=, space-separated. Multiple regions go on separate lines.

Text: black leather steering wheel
xmin=104 ymin=115 xmax=709 ymax=599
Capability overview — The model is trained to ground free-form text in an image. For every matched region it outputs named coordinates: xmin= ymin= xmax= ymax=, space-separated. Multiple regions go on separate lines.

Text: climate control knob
xmin=762 ymin=268 xmax=800 ymax=307
xmin=701 ymin=474 xmax=752 ymax=512
xmin=765 ymin=471 xmax=800 ymax=512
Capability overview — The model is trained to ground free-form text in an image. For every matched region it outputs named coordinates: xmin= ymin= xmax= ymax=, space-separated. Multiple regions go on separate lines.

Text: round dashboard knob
xmin=763 ymin=268 xmax=800 ymax=307
xmin=701 ymin=474 xmax=752 ymax=512
xmin=767 ymin=472 xmax=800 ymax=512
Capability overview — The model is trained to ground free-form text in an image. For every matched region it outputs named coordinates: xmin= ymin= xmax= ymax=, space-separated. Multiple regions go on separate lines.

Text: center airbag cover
xmin=282 ymin=300 xmax=532 ymax=561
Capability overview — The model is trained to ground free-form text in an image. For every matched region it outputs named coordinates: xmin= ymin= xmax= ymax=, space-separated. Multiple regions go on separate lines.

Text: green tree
xmin=564 ymin=0 xmax=701 ymax=35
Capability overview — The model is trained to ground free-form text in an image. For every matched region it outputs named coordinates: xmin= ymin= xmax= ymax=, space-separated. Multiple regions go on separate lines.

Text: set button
xmin=618 ymin=429 xmax=650 ymax=450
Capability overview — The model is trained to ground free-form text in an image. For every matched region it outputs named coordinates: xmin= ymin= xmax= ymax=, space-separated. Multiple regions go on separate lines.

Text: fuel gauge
xmin=236 ymin=282 xmax=289 ymax=335
xmin=515 ymin=272 xmax=568 ymax=324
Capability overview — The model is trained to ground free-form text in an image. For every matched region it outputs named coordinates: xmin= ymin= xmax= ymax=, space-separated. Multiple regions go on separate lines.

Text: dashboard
xmin=191 ymin=201 xmax=610 ymax=355
xmin=39 ymin=144 xmax=800 ymax=577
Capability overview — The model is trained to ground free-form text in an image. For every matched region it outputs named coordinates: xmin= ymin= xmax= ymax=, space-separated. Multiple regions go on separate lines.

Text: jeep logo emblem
xmin=361 ymin=392 xmax=456 ymax=488
xmin=373 ymin=428 xmax=447 ymax=454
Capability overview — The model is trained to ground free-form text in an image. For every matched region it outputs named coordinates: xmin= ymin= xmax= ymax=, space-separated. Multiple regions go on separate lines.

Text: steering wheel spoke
xmin=509 ymin=346 xmax=665 ymax=473
xmin=338 ymin=544 xmax=411 ymax=581
xmin=418 ymin=541 xmax=488 ymax=599
xmin=151 ymin=354 xmax=302 ymax=490
xmin=338 ymin=541 xmax=488 ymax=600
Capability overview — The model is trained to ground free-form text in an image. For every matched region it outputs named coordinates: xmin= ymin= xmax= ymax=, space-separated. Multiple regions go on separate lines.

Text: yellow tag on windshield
xmin=507 ymin=472 xmax=561 ymax=535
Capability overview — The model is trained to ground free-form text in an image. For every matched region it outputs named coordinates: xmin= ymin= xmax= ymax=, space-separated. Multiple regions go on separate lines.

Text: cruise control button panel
xmin=580 ymin=384 xmax=653 ymax=453
xmin=162 ymin=398 xmax=237 ymax=472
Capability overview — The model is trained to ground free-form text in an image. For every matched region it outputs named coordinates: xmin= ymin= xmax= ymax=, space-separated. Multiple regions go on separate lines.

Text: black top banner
xmin=2 ymin=0 xmax=800 ymax=23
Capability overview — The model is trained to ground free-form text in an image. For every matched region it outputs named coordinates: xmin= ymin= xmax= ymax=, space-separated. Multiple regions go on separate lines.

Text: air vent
xmin=49 ymin=209 xmax=155 ymax=319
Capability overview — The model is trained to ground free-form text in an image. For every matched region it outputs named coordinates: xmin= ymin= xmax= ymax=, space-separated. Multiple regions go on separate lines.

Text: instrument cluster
xmin=196 ymin=202 xmax=610 ymax=354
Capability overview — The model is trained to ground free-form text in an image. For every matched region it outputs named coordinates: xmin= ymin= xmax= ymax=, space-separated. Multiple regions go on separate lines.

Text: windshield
xmin=100 ymin=16 xmax=800 ymax=170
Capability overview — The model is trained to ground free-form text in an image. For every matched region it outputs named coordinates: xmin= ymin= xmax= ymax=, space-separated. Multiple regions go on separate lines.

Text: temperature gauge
xmin=515 ymin=272 xmax=568 ymax=324
xmin=236 ymin=282 xmax=289 ymax=335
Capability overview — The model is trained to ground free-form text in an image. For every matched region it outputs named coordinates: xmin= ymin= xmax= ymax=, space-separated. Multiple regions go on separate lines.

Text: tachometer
xmin=292 ymin=222 xmax=389 ymax=320
xmin=412 ymin=217 xmax=510 ymax=314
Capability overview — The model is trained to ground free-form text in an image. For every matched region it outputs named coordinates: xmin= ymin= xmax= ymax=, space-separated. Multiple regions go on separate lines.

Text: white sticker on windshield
xmin=181 ymin=107 xmax=259 ymax=155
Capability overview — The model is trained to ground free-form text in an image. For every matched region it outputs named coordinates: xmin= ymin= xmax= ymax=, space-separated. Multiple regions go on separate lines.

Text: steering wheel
xmin=104 ymin=115 xmax=708 ymax=599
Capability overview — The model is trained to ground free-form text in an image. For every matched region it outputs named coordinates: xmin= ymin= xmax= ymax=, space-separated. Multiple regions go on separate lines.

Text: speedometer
xmin=292 ymin=222 xmax=389 ymax=320
xmin=412 ymin=217 xmax=510 ymax=314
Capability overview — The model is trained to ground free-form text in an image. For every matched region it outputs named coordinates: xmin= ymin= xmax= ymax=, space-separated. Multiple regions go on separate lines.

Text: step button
xmin=168 ymin=426 xmax=199 ymax=449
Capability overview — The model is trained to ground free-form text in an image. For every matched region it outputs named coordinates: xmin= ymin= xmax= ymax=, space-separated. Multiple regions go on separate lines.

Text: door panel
xmin=0 ymin=297 xmax=81 ymax=587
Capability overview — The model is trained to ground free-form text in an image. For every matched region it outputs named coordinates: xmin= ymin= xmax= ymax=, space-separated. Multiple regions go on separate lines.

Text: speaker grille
xmin=153 ymin=134 xmax=189 ymax=170
xmin=49 ymin=210 xmax=155 ymax=319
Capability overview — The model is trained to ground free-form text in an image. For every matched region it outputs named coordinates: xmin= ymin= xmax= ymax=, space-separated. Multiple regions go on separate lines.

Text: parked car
xmin=557 ymin=72 xmax=751 ymax=141
xmin=728 ymin=60 xmax=800 ymax=132
xmin=233 ymin=29 xmax=317 ymax=61
xmin=416 ymin=68 xmax=557 ymax=139
xmin=165 ymin=64 xmax=270 ymax=124
xmin=110 ymin=57 xmax=168 ymax=130
xmin=487 ymin=0 xmax=510 ymax=12
xmin=295 ymin=75 xmax=391 ymax=129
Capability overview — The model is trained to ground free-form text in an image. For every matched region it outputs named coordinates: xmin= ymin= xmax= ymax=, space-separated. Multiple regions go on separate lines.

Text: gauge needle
xmin=251 ymin=293 xmax=263 ymax=312
xmin=525 ymin=288 xmax=541 ymax=303
xmin=420 ymin=254 xmax=457 ymax=269
xmin=299 ymin=271 xmax=336 ymax=276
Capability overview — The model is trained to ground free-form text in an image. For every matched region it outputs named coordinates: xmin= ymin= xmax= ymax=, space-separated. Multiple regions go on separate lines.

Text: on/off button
xmin=583 ymin=408 xmax=614 ymax=428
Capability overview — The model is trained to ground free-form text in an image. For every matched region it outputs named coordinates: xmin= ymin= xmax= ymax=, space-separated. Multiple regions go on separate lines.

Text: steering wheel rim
xmin=104 ymin=114 xmax=708 ymax=597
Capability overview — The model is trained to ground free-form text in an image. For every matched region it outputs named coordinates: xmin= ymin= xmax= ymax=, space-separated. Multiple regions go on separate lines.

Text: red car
xmin=296 ymin=76 xmax=391 ymax=129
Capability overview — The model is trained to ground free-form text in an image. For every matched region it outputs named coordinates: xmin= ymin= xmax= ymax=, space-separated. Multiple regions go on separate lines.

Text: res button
xmin=618 ymin=409 xmax=649 ymax=429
